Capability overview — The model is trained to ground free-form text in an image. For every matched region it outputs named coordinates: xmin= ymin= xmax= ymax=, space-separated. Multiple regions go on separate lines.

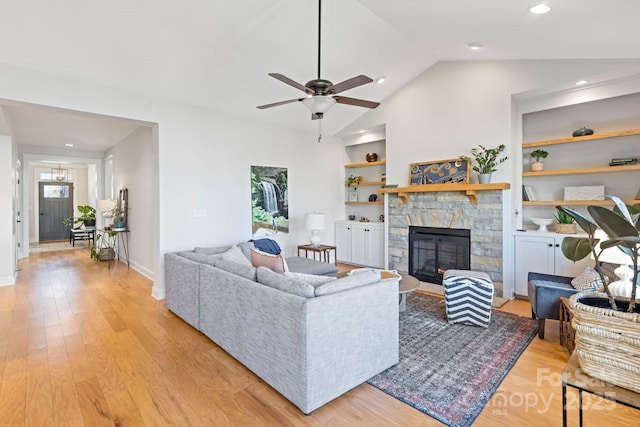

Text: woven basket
xmin=555 ymin=223 xmax=577 ymax=234
xmin=569 ymin=291 xmax=640 ymax=393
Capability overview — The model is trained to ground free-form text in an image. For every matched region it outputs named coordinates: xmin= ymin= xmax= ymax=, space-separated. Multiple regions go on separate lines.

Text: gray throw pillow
xmin=314 ymin=269 xmax=381 ymax=296
xmin=256 ymin=267 xmax=315 ymax=298
xmin=214 ymin=259 xmax=257 ymax=281
xmin=219 ymin=245 xmax=253 ymax=266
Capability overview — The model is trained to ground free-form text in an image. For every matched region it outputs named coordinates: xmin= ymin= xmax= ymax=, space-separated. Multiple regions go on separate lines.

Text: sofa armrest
xmin=164 ymin=253 xmax=200 ymax=330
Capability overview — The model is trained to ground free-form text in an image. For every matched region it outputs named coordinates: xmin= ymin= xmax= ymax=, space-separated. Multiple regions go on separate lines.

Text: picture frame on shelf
xmin=348 ymin=191 xmax=358 ymax=202
xmin=408 ymin=158 xmax=470 ymax=185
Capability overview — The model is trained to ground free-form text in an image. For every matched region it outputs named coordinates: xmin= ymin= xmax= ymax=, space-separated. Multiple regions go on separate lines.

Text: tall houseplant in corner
xmin=461 ymin=144 xmax=508 ymax=184
xmin=557 ymin=196 xmax=640 ymax=393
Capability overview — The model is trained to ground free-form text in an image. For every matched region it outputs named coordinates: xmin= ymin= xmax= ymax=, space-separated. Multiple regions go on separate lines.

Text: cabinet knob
xmin=555 ymin=244 xmax=560 ymax=247
xmin=548 ymin=243 xmax=553 ymax=247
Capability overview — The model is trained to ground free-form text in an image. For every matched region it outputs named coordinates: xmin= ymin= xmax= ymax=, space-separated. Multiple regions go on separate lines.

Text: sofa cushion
xmin=256 ymin=267 xmax=315 ymax=298
xmin=315 ymin=269 xmax=381 ymax=297
xmin=284 ymin=271 xmax=336 ymax=287
xmin=571 ymin=267 xmax=604 ymax=290
xmin=178 ymin=251 xmax=219 ymax=266
xmin=214 ymin=259 xmax=257 ymax=281
xmin=285 ymin=256 xmax=339 ymax=276
xmin=250 ymin=248 xmax=288 ymax=273
xmin=194 ymin=245 xmax=230 ymax=255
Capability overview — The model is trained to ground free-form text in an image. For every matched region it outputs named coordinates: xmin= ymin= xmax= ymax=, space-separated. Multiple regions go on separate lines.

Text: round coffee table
xmin=398 ymin=275 xmax=420 ymax=312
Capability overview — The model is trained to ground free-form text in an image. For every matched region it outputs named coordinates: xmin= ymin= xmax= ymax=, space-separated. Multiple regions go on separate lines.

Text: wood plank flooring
xmin=1 ymin=249 xmax=637 ymax=426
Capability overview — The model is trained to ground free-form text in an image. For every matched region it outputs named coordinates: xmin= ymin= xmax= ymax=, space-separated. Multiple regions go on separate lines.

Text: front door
xmin=38 ymin=182 xmax=74 ymax=241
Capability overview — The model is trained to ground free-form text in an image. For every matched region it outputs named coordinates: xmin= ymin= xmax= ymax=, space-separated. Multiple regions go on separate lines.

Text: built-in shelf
xmin=379 ymin=183 xmax=510 ymax=204
xmin=346 ymin=181 xmax=385 ymax=186
xmin=345 ymin=160 xmax=386 ymax=168
xmin=523 ymin=128 xmax=640 ymax=148
xmin=345 ymin=201 xmax=384 ymax=205
xmin=523 ymin=164 xmax=640 ymax=177
xmin=524 ymin=199 xmax=640 ymax=206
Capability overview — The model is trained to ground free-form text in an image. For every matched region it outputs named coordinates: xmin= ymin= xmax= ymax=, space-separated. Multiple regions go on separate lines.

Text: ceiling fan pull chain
xmin=317 ymin=119 xmax=322 ymax=143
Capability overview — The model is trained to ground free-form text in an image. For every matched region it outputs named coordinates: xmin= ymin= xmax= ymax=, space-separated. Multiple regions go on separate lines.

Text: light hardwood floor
xmin=0 ymin=249 xmax=637 ymax=426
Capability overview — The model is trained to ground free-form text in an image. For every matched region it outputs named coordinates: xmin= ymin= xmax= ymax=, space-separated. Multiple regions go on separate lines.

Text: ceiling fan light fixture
xmin=302 ymin=96 xmax=336 ymax=114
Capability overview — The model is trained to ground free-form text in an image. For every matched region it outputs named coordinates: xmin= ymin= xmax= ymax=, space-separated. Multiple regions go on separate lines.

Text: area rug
xmin=30 ymin=241 xmax=88 ymax=252
xmin=367 ymin=293 xmax=537 ymax=427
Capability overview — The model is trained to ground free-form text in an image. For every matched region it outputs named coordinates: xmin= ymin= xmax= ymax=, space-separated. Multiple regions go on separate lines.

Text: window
xmin=43 ymin=184 xmax=71 ymax=198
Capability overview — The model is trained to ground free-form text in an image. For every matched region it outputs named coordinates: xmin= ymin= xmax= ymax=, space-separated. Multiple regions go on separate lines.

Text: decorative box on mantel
xmin=379 ymin=183 xmax=510 ymax=204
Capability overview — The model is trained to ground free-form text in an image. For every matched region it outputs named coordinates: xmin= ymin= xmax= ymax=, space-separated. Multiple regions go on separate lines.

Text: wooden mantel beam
xmin=378 ymin=183 xmax=510 ymax=204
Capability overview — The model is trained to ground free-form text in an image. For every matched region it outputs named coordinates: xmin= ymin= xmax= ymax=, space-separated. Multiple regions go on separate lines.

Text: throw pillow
xmin=250 ymin=248 xmax=288 ymax=273
xmin=214 ymin=259 xmax=257 ymax=281
xmin=284 ymin=271 xmax=336 ymax=287
xmin=220 ymin=245 xmax=253 ymax=266
xmin=315 ymin=269 xmax=381 ymax=297
xmin=256 ymin=267 xmax=315 ymax=298
xmin=571 ymin=267 xmax=604 ymax=290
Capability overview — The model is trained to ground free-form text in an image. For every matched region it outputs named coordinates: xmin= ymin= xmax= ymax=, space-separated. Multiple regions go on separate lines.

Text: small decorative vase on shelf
xmin=531 ymin=161 xmax=544 ymax=172
xmin=555 ymin=223 xmax=577 ymax=234
xmin=478 ymin=173 xmax=491 ymax=184
xmin=572 ymin=127 xmax=594 ymax=137
xmin=366 ymin=152 xmax=378 ymax=162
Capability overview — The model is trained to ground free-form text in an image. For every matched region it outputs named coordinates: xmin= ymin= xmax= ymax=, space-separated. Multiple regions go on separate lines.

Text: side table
xmin=559 ymin=297 xmax=575 ymax=353
xmin=297 ymin=244 xmax=337 ymax=265
xmin=562 ymin=352 xmax=640 ymax=427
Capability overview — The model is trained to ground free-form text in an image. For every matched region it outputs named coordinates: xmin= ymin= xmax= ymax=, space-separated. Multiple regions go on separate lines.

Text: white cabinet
xmin=335 ymin=221 xmax=384 ymax=268
xmin=514 ymin=233 xmax=592 ymax=296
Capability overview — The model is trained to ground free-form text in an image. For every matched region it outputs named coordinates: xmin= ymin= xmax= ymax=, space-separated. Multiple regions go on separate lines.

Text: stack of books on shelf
xmin=522 ymin=185 xmax=536 ymax=201
xmin=609 ymin=156 xmax=639 ymax=166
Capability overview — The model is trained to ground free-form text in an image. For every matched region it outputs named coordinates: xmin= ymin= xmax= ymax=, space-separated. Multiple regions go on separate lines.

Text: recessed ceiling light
xmin=467 ymin=43 xmax=483 ymax=50
xmin=529 ymin=4 xmax=551 ymax=14
xmin=65 ymin=143 xmax=74 ymax=147
xmin=376 ymin=76 xmax=386 ymax=84
xmin=359 ymin=130 xmax=366 ymax=133
xmin=575 ymin=80 xmax=588 ymax=86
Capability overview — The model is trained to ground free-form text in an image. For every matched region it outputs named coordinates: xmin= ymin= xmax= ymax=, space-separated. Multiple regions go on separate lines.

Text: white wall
xmin=0 ymin=135 xmax=14 ymax=285
xmin=0 ymin=62 xmax=345 ymax=298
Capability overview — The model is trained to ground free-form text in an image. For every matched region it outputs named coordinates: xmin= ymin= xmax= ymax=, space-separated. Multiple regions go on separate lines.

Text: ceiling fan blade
xmin=257 ymin=98 xmax=304 ymax=109
xmin=329 ymin=75 xmax=373 ymax=94
xmin=269 ymin=73 xmax=313 ymax=94
xmin=334 ymin=96 xmax=380 ymax=109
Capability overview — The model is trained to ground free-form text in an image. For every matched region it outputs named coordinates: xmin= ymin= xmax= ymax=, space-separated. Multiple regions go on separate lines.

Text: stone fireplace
xmin=387 ymin=190 xmax=505 ymax=297
xmin=409 ymin=226 xmax=470 ymax=284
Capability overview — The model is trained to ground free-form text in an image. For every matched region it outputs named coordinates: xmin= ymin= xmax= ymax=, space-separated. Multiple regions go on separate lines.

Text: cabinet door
xmin=350 ymin=224 xmax=369 ymax=266
xmin=514 ymin=235 xmax=555 ymax=296
xmin=367 ymin=224 xmax=385 ymax=268
xmin=554 ymin=236 xmax=592 ymax=278
xmin=334 ymin=222 xmax=352 ymax=263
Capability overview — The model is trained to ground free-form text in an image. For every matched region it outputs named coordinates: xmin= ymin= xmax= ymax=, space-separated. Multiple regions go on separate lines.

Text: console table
xmin=95 ymin=228 xmax=130 ymax=269
xmin=297 ymin=244 xmax=337 ymax=265
xmin=562 ymin=352 xmax=640 ymax=426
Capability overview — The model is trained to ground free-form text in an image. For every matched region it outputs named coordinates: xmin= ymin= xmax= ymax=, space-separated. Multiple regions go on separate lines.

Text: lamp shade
xmin=593 ymin=229 xmax=640 ymax=298
xmin=305 ymin=213 xmax=325 ymax=230
xmin=97 ymin=199 xmax=116 ymax=213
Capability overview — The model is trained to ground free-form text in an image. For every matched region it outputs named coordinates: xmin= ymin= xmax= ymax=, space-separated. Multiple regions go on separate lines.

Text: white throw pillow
xmin=220 ymin=245 xmax=253 ymax=266
xmin=571 ymin=267 xmax=604 ymax=291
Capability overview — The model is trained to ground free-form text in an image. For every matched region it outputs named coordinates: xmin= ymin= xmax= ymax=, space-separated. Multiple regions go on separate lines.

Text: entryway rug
xmin=367 ymin=293 xmax=537 ymax=427
xmin=30 ymin=241 xmax=88 ymax=252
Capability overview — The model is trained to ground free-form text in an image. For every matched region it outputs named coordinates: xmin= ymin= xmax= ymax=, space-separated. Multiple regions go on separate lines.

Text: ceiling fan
xmin=257 ymin=0 xmax=380 ymax=120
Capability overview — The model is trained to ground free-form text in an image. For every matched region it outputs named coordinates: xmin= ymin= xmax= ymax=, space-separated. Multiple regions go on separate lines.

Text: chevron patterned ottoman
xmin=443 ymin=269 xmax=494 ymax=327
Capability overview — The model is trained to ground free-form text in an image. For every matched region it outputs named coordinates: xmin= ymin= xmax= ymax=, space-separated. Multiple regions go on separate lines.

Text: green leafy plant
xmin=461 ymin=144 xmax=508 ymax=174
xmin=62 ymin=205 xmax=96 ymax=228
xmin=558 ymin=197 xmax=640 ymax=312
xmin=345 ymin=175 xmax=363 ymax=190
xmin=531 ymin=149 xmax=549 ymax=162
xmin=554 ymin=207 xmax=575 ymax=224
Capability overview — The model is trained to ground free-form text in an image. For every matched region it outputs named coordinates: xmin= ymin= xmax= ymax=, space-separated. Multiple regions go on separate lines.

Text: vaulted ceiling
xmin=1 ymin=0 xmax=639 ymax=155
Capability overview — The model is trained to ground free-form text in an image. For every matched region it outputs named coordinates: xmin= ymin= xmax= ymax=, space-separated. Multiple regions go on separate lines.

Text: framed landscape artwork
xmin=409 ymin=158 xmax=470 ymax=185
xmin=251 ymin=165 xmax=289 ymax=236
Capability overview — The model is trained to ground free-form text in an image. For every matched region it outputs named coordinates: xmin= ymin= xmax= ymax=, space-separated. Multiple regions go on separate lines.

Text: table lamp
xmin=305 ymin=213 xmax=325 ymax=247
xmin=593 ymin=229 xmax=640 ymax=298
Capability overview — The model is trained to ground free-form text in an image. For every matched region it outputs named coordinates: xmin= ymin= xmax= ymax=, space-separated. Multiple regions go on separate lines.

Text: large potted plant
xmin=62 ymin=205 xmax=96 ymax=228
xmin=461 ymin=144 xmax=508 ymax=184
xmin=558 ymin=196 xmax=640 ymax=393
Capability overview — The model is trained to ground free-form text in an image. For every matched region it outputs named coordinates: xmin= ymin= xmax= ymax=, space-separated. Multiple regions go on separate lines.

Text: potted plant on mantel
xmin=461 ymin=144 xmax=508 ymax=184
xmin=558 ymin=196 xmax=640 ymax=393
xmin=530 ymin=149 xmax=548 ymax=172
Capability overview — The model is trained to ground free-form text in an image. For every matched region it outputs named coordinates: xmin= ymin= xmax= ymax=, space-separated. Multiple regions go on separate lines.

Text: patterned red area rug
xmin=367 ymin=292 xmax=537 ymax=427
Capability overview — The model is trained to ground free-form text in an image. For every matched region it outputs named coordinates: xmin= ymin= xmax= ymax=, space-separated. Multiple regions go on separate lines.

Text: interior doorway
xmin=38 ymin=182 xmax=74 ymax=241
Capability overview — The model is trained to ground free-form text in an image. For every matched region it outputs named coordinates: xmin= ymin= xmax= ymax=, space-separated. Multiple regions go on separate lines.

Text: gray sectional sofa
xmin=164 ymin=242 xmax=399 ymax=414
